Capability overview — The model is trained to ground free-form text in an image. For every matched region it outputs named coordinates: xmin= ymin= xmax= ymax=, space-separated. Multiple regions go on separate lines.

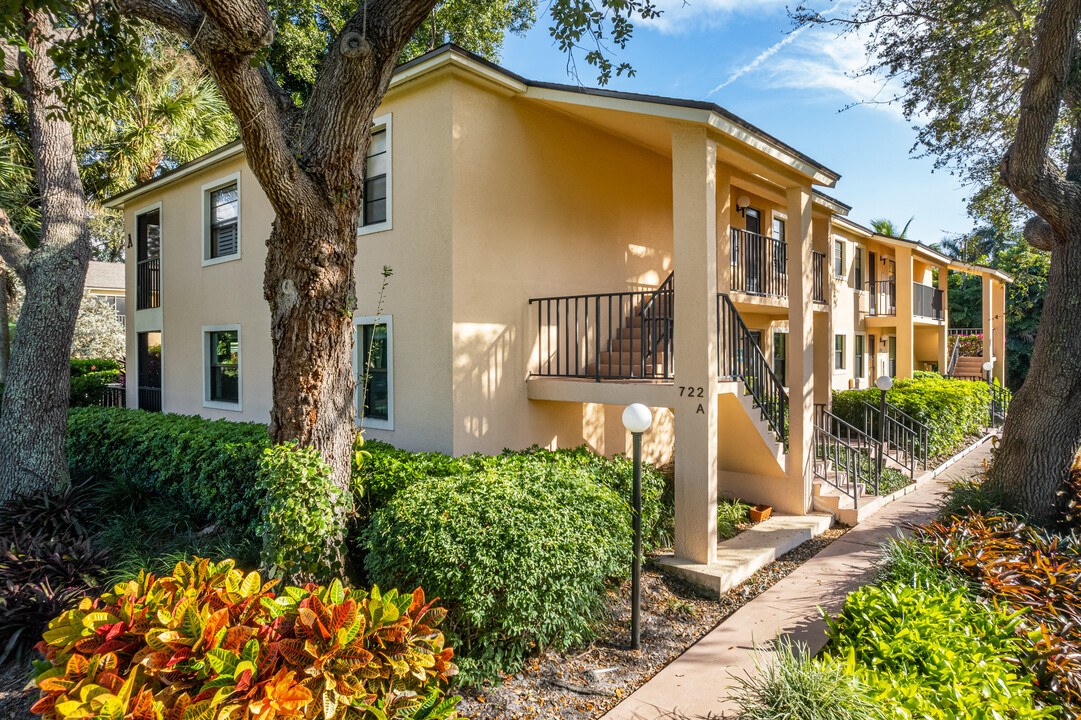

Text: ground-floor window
xmin=889 ymin=336 xmax=897 ymax=377
xmin=772 ymin=331 xmax=787 ymax=386
xmin=354 ymin=315 xmax=393 ymax=430
xmin=203 ymin=325 xmax=241 ymax=409
xmin=854 ymin=334 xmax=865 ymax=379
xmin=137 ymin=330 xmax=162 ymax=412
xmin=835 ymin=334 xmax=846 ymax=370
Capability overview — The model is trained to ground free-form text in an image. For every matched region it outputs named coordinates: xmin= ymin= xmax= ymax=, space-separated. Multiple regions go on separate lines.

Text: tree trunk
xmin=0 ymin=268 xmax=9 ymax=383
xmin=0 ymin=12 xmax=92 ymax=502
xmin=985 ymin=232 xmax=1081 ymax=519
xmin=264 ymin=209 xmax=357 ymax=568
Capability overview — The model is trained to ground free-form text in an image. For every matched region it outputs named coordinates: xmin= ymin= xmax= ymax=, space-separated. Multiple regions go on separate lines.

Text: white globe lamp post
xmin=622 ymin=403 xmax=652 ymax=651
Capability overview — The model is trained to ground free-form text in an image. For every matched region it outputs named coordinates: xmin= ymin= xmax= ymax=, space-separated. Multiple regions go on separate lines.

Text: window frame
xmin=854 ymin=244 xmax=863 ymax=290
xmin=772 ymin=330 xmax=787 ymax=387
xmin=201 ymin=173 xmax=242 ymax=267
xmin=834 ymin=238 xmax=846 ymax=278
xmin=202 ymin=324 xmax=242 ymax=411
xmin=358 ymin=114 xmax=392 ymax=236
xmin=854 ymin=334 xmax=865 ymax=379
xmin=134 ymin=202 xmax=163 ymax=312
xmin=353 ymin=314 xmax=394 ymax=430
xmin=835 ymin=333 xmax=846 ymax=371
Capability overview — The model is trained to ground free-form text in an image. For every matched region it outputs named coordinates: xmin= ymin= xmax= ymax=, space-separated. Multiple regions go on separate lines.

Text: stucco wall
xmin=448 ymin=77 xmax=675 ymax=460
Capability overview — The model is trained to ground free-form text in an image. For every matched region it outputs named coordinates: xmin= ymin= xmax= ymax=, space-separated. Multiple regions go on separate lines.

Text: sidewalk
xmin=601 ymin=437 xmax=994 ymax=720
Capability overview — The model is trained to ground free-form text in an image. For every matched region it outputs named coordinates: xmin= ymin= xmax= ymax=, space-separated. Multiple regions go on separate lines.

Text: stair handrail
xmin=990 ymin=379 xmax=1011 ymax=427
xmin=813 ymin=408 xmax=882 ymax=508
xmin=640 ymin=272 xmax=674 ymax=371
xmin=946 ymin=335 xmax=961 ymax=377
xmin=717 ymin=293 xmax=788 ymax=445
xmin=861 ymin=400 xmax=924 ymax=479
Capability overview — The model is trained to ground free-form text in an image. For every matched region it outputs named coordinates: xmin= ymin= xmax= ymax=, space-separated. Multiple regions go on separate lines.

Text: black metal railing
xmin=718 ymin=293 xmax=788 ymax=444
xmin=530 ymin=274 xmax=674 ymax=380
xmin=946 ymin=337 xmax=961 ymax=377
xmin=990 ymin=380 xmax=1011 ymax=427
xmin=812 ymin=251 xmax=826 ymax=303
xmin=137 ymin=257 xmax=160 ymax=310
xmin=102 ymin=384 xmax=126 ymax=408
xmin=862 ymin=400 xmax=928 ymax=480
xmin=730 ymin=228 xmax=788 ymax=298
xmin=814 ymin=404 xmax=882 ymax=507
xmin=867 ymin=280 xmax=896 ymax=316
xmin=913 ymin=282 xmax=944 ymax=320
xmin=138 ymin=386 xmax=162 ymax=413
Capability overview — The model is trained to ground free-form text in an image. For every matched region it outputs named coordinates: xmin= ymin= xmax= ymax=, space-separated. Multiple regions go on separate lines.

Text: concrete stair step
xmin=584 ymin=363 xmax=667 ymax=378
xmin=654 ymin=513 xmax=834 ymax=596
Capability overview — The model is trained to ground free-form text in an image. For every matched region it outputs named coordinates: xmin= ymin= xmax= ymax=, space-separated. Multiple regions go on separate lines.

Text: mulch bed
xmin=456 ymin=524 xmax=849 ymax=720
xmin=0 ymin=663 xmax=34 ymax=720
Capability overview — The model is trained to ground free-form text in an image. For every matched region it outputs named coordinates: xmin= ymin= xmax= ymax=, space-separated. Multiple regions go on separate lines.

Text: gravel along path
xmin=456 ymin=524 xmax=849 ymax=720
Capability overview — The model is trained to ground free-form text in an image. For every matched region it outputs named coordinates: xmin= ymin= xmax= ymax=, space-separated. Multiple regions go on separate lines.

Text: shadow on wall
xmin=455 ymin=321 xmax=517 ymax=445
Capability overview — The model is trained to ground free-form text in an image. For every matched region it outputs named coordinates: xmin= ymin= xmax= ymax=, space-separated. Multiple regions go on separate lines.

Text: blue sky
xmin=496 ymin=1 xmax=974 ymax=246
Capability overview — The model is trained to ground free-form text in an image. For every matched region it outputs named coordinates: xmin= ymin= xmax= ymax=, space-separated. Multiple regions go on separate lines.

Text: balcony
xmin=730 ymin=228 xmax=787 ymax=298
xmin=913 ymin=282 xmax=945 ymax=320
xmin=867 ymin=280 xmax=896 ymax=317
xmin=137 ymin=257 xmax=160 ymax=310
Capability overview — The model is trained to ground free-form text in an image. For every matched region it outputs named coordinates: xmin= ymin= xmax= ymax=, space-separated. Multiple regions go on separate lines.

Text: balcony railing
xmin=867 ymin=280 xmax=896 ymax=317
xmin=730 ymin=228 xmax=788 ymax=298
xmin=529 ymin=274 xmax=674 ymax=380
xmin=137 ymin=257 xmax=160 ymax=310
xmin=913 ymin=282 xmax=945 ymax=320
xmin=812 ymin=251 xmax=826 ymax=303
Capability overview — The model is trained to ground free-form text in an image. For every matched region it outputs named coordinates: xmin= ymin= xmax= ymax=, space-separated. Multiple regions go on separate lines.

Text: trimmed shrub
xmin=832 ymin=373 xmax=990 ymax=458
xmin=66 ymin=407 xmax=270 ymax=538
xmin=31 ymin=558 xmax=459 ymax=720
xmin=69 ymin=370 xmax=121 ymax=407
xmin=363 ymin=463 xmax=634 ymax=682
xmin=259 ymin=442 xmax=349 ymax=581
xmin=69 ymin=358 xmax=120 ymax=377
xmin=950 ymin=333 xmax=984 ymax=358
xmin=824 ymin=583 xmax=1053 ymax=719
xmin=354 ymin=442 xmax=666 ymax=545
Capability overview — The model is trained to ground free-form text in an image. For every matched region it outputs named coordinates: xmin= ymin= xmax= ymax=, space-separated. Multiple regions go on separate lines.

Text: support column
xmin=993 ymin=280 xmax=1007 ymax=385
xmin=672 ymin=124 xmax=719 ymax=564
xmin=896 ymin=246 xmax=914 ymax=378
xmin=717 ymin=181 xmax=732 ymax=293
xmin=813 ymin=217 xmax=833 ymax=405
xmin=786 ymin=185 xmax=814 ymax=515
xmin=937 ymin=265 xmax=949 ymax=372
xmin=982 ymin=274 xmax=994 ymax=371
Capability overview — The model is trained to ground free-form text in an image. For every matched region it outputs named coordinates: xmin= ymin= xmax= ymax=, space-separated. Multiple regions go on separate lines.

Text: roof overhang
xmin=103 ymin=140 xmax=244 ymax=209
xmin=951 ymin=261 xmax=1014 ymax=284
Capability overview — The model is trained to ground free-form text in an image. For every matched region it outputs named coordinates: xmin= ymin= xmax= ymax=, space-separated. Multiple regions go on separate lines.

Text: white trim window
xmin=354 ymin=315 xmax=393 ymax=430
xmin=834 ymin=238 xmax=846 ymax=278
xmin=202 ymin=173 xmax=241 ymax=266
xmin=835 ymin=334 xmax=846 ymax=371
xmin=854 ymin=245 xmax=863 ymax=290
xmin=854 ymin=334 xmax=865 ymax=378
xmin=203 ymin=324 xmax=242 ymax=410
xmin=359 ymin=114 xmax=392 ymax=235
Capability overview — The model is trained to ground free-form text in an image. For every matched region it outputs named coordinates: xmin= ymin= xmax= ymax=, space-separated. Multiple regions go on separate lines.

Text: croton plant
xmin=30 ymin=558 xmax=459 ymax=720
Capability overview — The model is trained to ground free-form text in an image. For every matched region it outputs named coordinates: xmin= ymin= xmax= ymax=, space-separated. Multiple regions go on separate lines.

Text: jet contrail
xmin=709 ymin=25 xmax=808 ymax=95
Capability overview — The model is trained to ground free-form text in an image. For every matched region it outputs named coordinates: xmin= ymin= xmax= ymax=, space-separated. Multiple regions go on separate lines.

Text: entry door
xmin=888 ymin=337 xmax=897 ymax=378
xmin=138 ymin=331 xmax=163 ymax=412
xmin=869 ymin=334 xmax=877 ymax=382
xmin=745 ymin=209 xmax=762 ymax=293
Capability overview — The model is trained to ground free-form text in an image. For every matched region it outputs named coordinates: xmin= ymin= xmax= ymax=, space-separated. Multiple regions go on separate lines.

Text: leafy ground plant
xmin=717 ymin=497 xmax=750 ymax=541
xmin=31 ymin=558 xmax=459 ymax=720
xmin=728 ymin=637 xmax=885 ymax=720
xmin=875 ymin=536 xmax=971 ymax=594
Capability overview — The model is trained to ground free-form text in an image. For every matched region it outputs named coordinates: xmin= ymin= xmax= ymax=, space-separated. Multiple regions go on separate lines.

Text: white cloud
xmin=643 ymin=0 xmax=790 ymax=34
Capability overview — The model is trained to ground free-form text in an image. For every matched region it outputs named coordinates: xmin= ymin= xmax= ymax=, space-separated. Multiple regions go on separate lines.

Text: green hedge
xmin=363 ymin=463 xmax=635 ymax=682
xmin=70 ymin=358 xmax=121 ymax=377
xmin=66 ymin=407 xmax=270 ymax=537
xmin=832 ymin=373 xmax=990 ymax=458
xmin=0 ymin=358 xmax=122 ymax=413
xmin=355 ymin=441 xmax=666 ymax=545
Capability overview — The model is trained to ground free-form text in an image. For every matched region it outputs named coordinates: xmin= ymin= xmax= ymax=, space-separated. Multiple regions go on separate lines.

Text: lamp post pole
xmin=875 ymin=375 xmax=893 ymax=472
xmin=622 ymin=403 xmax=652 ymax=652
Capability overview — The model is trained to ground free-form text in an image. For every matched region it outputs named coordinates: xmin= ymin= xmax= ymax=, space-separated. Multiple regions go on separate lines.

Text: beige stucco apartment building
xmin=105 ymin=44 xmax=1010 ymax=578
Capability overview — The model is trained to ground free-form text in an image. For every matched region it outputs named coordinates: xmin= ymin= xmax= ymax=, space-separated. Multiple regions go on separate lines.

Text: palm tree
xmin=870 ymin=216 xmax=914 ymax=239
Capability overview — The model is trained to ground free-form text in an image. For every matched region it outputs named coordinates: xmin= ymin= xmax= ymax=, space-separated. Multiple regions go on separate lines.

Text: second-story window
xmin=834 ymin=239 xmax=846 ymax=278
xmin=203 ymin=174 xmax=240 ymax=265
xmin=360 ymin=114 xmax=392 ymax=233
xmin=854 ymin=245 xmax=863 ymax=289
xmin=772 ymin=218 xmax=786 ymax=275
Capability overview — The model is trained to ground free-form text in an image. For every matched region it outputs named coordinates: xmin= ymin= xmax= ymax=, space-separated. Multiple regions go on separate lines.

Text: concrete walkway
xmin=602 ymin=438 xmax=994 ymax=720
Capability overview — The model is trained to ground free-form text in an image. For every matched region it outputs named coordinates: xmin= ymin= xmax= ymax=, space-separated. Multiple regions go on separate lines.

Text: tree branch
xmin=999 ymin=0 xmax=1081 ymax=232
xmin=0 ymin=209 xmax=29 ymax=281
xmin=191 ymin=0 xmax=274 ymax=54
xmin=298 ymin=0 xmax=438 ymax=188
xmin=114 ymin=0 xmax=204 ymax=40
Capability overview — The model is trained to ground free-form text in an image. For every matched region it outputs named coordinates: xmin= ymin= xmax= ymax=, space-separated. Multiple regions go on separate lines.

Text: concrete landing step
xmin=653 ymin=512 xmax=834 ymax=597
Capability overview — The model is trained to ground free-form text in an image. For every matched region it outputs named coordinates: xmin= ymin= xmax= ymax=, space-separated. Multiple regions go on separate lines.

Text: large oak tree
xmin=108 ymin=0 xmax=657 ymax=569
xmin=795 ymin=0 xmax=1081 ymax=519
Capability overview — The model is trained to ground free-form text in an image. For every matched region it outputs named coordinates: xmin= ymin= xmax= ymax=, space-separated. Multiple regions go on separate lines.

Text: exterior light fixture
xmin=735 ymin=194 xmax=752 ymax=218
xmin=127 ymin=233 xmax=133 ymax=249
xmin=622 ymin=403 xmax=652 ymax=651
xmin=983 ymin=361 xmax=996 ymax=425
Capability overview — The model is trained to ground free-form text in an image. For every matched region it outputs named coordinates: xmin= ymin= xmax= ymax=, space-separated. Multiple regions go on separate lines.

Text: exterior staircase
xmin=585 ymin=312 xmax=670 ymax=378
xmin=953 ymin=355 xmax=986 ymax=380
